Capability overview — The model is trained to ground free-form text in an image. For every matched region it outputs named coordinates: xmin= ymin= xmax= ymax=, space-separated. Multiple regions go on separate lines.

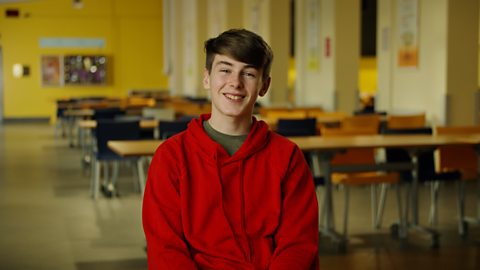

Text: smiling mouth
xmin=224 ymin=93 xmax=245 ymax=101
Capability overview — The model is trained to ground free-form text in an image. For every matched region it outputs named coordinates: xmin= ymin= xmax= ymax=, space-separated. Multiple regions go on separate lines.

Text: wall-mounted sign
xmin=41 ymin=55 xmax=62 ymax=86
xmin=397 ymin=0 xmax=418 ymax=68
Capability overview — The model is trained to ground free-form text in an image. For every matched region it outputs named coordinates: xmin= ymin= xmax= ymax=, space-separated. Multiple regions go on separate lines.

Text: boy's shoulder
xmin=269 ymin=131 xmax=298 ymax=145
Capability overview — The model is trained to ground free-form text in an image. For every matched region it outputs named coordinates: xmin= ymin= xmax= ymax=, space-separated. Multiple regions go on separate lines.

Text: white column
xmin=295 ymin=0 xmax=359 ymax=112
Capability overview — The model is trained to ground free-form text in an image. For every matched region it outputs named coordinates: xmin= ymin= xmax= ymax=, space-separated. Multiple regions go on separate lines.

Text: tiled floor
xmin=0 ymin=122 xmax=479 ymax=269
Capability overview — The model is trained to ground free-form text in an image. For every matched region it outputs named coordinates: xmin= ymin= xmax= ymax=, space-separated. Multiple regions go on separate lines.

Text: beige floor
xmin=0 ymin=122 xmax=479 ymax=269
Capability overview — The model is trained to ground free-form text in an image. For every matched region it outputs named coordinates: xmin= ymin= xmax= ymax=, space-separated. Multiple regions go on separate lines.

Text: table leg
xmin=311 ymin=151 xmax=346 ymax=251
xmin=405 ymin=149 xmax=440 ymax=248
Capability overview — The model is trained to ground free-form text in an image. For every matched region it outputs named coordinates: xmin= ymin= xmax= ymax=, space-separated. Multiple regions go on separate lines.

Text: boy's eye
xmin=242 ymin=71 xmax=257 ymax=78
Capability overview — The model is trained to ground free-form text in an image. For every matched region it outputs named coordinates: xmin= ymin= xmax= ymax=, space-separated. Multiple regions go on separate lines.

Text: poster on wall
xmin=63 ymin=55 xmax=107 ymax=85
xmin=397 ymin=0 xmax=418 ymax=68
xmin=41 ymin=55 xmax=63 ymax=86
xmin=306 ymin=0 xmax=320 ymax=71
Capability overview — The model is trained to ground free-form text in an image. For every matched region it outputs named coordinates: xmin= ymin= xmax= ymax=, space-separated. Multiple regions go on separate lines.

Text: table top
xmin=107 ymin=134 xmax=480 ymax=158
xmin=63 ymin=109 xmax=94 ymax=117
xmin=289 ymin=134 xmax=479 ymax=151
xmin=108 ymin=140 xmax=163 ymax=157
xmin=78 ymin=119 xmax=158 ymax=129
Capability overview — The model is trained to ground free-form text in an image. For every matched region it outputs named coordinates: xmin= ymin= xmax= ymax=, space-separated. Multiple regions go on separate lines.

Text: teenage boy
xmin=143 ymin=28 xmax=319 ymax=270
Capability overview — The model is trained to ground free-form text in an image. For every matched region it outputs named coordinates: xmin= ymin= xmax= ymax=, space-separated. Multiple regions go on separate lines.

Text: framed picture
xmin=63 ymin=55 xmax=107 ymax=85
xmin=41 ymin=55 xmax=63 ymax=86
xmin=397 ymin=0 xmax=419 ymax=68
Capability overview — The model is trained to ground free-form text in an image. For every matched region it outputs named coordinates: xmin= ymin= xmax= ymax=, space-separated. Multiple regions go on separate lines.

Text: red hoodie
xmin=143 ymin=114 xmax=319 ymax=269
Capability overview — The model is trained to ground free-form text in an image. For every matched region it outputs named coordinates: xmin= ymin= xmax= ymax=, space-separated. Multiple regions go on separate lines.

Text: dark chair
xmin=54 ymin=106 xmax=68 ymax=138
xmin=91 ymin=119 xmax=142 ymax=199
xmin=275 ymin=118 xmax=318 ymax=170
xmin=380 ymin=127 xmax=461 ymax=232
xmin=178 ymin=115 xmax=197 ymax=122
xmin=115 ymin=115 xmax=154 ymax=139
xmin=158 ymin=119 xmax=189 ymax=139
xmin=276 ymin=118 xmax=317 ymax=137
xmin=92 ymin=107 xmax=125 ymax=120
xmin=90 ymin=108 xmax=127 ymax=139
xmin=353 ymin=110 xmax=387 ymax=116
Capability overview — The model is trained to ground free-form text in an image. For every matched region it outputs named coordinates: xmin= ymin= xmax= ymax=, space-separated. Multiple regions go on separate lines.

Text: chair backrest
xmin=386 ymin=113 xmax=426 ymax=129
xmin=93 ymin=107 xmax=125 ymax=120
xmin=340 ymin=114 xmax=381 ymax=133
xmin=142 ymin=107 xmax=176 ymax=121
xmin=95 ymin=119 xmax=141 ymax=160
xmin=435 ymin=125 xmax=480 ymax=179
xmin=276 ymin=118 xmax=318 ymax=175
xmin=158 ymin=120 xmax=189 ymax=139
xmin=307 ymin=110 xmax=347 ymax=128
xmin=276 ymin=118 xmax=317 ymax=137
xmin=321 ymin=126 xmax=378 ymax=165
xmin=264 ymin=110 xmax=308 ymax=124
xmin=164 ymin=98 xmax=211 ymax=117
xmin=114 ymin=115 xmax=143 ymax=121
xmin=382 ymin=127 xmax=434 ymax=181
xmin=353 ymin=110 xmax=388 ymax=116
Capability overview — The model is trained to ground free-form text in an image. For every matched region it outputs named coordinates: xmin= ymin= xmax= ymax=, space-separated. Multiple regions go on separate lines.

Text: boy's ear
xmin=259 ymin=77 xmax=271 ymax=97
xmin=203 ymin=69 xmax=210 ymax=89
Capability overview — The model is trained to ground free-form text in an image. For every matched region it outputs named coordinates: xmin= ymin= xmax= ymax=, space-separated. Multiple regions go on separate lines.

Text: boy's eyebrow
xmin=216 ymin=61 xmax=233 ymax=67
xmin=215 ymin=60 xmax=257 ymax=69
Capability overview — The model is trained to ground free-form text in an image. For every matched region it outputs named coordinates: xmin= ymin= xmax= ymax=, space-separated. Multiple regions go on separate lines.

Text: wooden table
xmin=108 ymin=139 xmax=163 ymax=157
xmin=78 ymin=119 xmax=158 ymax=129
xmin=108 ymin=134 xmax=480 ymax=250
xmin=290 ymin=134 xmax=480 ymax=249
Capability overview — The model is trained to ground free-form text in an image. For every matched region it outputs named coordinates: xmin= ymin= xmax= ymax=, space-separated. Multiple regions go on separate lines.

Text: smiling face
xmin=204 ymin=54 xmax=270 ymax=122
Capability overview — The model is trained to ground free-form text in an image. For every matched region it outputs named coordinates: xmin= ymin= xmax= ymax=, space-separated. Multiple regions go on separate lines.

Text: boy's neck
xmin=207 ymin=113 xmax=252 ymax=136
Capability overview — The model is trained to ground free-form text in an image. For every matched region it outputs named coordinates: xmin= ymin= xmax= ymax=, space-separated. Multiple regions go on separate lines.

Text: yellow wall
xmin=0 ymin=0 xmax=168 ymax=120
xmin=358 ymin=56 xmax=377 ymax=95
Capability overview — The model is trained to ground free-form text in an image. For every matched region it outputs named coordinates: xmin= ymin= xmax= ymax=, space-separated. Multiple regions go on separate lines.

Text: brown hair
xmin=204 ymin=29 xmax=274 ymax=80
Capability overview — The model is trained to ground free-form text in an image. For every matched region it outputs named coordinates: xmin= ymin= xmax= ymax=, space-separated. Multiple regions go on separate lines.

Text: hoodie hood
xmin=184 ymin=114 xmax=271 ymax=165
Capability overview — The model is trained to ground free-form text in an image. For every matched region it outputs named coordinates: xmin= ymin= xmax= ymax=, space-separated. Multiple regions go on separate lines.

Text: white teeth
xmin=225 ymin=94 xmax=243 ymax=100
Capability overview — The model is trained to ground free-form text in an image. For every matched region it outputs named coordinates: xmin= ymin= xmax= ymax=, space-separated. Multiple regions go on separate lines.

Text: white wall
xmin=377 ymin=0 xmax=478 ymax=125
xmin=377 ymin=0 xmax=449 ymax=123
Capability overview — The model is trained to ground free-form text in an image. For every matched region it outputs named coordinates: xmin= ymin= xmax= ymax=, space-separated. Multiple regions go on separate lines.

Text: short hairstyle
xmin=204 ymin=29 xmax=274 ymax=80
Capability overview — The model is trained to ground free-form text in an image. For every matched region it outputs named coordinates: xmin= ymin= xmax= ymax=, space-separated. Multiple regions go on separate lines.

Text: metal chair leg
xmin=396 ymin=183 xmax=408 ymax=238
xmin=343 ymin=186 xmax=350 ymax=238
xmin=457 ymin=180 xmax=467 ymax=236
xmin=102 ymin=162 xmax=109 ymax=188
xmin=136 ymin=158 xmax=146 ymax=195
xmin=428 ymin=182 xmax=440 ymax=226
xmin=110 ymin=161 xmax=119 ymax=195
xmin=92 ymin=159 xmax=101 ymax=199
xmin=317 ymin=186 xmax=327 ymax=230
xmin=371 ymin=185 xmax=378 ymax=229
xmin=376 ymin=183 xmax=389 ymax=229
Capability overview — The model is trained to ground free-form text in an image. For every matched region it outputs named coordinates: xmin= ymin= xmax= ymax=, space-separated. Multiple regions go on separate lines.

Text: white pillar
xmin=295 ymin=0 xmax=359 ymax=112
